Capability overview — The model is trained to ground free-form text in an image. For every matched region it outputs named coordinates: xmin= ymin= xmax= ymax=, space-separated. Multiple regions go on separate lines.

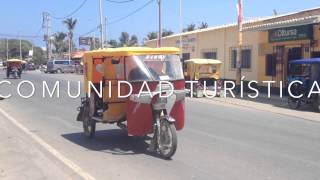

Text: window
xmin=55 ymin=60 xmax=70 ymax=65
xmin=203 ymin=52 xmax=217 ymax=59
xmin=199 ymin=64 xmax=217 ymax=74
xmin=241 ymin=49 xmax=251 ymax=69
xmin=230 ymin=47 xmax=252 ymax=69
xmin=230 ymin=48 xmax=237 ymax=69
xmin=182 ymin=53 xmax=190 ymax=62
xmin=125 ymin=55 xmax=184 ymax=82
xmin=265 ymin=54 xmax=276 ymax=76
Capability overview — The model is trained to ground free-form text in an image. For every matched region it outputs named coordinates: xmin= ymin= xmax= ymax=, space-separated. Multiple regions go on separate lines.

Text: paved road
xmin=0 ymin=71 xmax=320 ymax=180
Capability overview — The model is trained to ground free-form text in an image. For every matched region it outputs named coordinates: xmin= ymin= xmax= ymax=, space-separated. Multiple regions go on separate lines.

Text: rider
xmin=7 ymin=62 xmax=22 ymax=78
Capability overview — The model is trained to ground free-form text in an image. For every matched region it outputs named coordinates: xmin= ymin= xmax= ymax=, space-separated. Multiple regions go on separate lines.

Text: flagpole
xmin=179 ymin=0 xmax=183 ymax=60
xmin=157 ymin=0 xmax=162 ymax=47
xmin=236 ymin=0 xmax=243 ymax=94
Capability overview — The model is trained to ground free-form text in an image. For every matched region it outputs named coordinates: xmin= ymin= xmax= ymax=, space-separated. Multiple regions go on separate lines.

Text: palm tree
xmin=129 ymin=35 xmax=138 ymax=47
xmin=162 ymin=29 xmax=174 ymax=37
xmin=53 ymin=32 xmax=67 ymax=57
xmin=119 ymin=32 xmax=130 ymax=47
xmin=147 ymin=32 xmax=158 ymax=40
xmin=63 ymin=18 xmax=77 ymax=59
xmin=183 ymin=24 xmax=196 ymax=32
xmin=107 ymin=39 xmax=119 ymax=48
xmin=199 ymin=22 xmax=208 ymax=29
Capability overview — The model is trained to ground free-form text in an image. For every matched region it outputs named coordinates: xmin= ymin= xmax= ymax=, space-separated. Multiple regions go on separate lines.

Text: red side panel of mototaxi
xmin=126 ymin=80 xmax=185 ymax=136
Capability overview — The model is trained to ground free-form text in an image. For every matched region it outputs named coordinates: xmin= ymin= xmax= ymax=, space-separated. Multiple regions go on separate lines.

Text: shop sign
xmin=176 ymin=35 xmax=196 ymax=46
xmin=269 ymin=25 xmax=313 ymax=43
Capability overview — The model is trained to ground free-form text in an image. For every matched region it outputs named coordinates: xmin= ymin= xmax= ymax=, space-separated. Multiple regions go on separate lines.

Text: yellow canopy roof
xmin=6 ymin=59 xmax=23 ymax=63
xmin=84 ymin=47 xmax=180 ymax=57
xmin=184 ymin=59 xmax=222 ymax=65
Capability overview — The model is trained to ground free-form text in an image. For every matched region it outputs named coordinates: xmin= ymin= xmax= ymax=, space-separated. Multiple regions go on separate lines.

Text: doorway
xmin=312 ymin=51 xmax=320 ymax=58
xmin=287 ymin=47 xmax=302 ymax=61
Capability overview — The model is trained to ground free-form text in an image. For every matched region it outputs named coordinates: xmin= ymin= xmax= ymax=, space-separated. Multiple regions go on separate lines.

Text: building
xmin=145 ymin=7 xmax=320 ymax=91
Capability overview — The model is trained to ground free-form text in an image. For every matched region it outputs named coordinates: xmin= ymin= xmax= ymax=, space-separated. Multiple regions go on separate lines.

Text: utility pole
xmin=236 ymin=0 xmax=243 ymax=93
xmin=48 ymin=15 xmax=52 ymax=60
xmin=19 ymin=34 xmax=22 ymax=60
xmin=6 ymin=38 xmax=8 ymax=60
xmin=157 ymin=0 xmax=162 ymax=47
xmin=104 ymin=16 xmax=107 ymax=47
xmin=43 ymin=12 xmax=52 ymax=60
xmin=99 ymin=0 xmax=104 ymax=48
xmin=93 ymin=32 xmax=96 ymax=50
xmin=68 ymin=35 xmax=71 ymax=60
xmin=179 ymin=0 xmax=183 ymax=59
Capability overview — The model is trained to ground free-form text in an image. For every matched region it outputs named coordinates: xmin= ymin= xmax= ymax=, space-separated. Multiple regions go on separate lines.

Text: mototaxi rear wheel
xmin=288 ymin=97 xmax=301 ymax=109
xmin=82 ymin=97 xmax=96 ymax=138
xmin=312 ymin=96 xmax=320 ymax=112
xmin=83 ymin=106 xmax=96 ymax=138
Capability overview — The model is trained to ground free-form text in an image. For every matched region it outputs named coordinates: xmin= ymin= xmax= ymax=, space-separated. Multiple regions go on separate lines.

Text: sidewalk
xmin=195 ymin=93 xmax=320 ymax=123
xmin=0 ymin=113 xmax=77 ymax=180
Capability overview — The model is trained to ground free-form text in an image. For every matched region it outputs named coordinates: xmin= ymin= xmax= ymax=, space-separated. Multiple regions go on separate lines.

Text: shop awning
xmin=243 ymin=15 xmax=320 ymax=31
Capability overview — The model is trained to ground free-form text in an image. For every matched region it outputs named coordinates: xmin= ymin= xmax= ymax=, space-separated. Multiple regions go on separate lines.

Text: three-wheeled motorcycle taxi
xmin=287 ymin=58 xmax=320 ymax=112
xmin=6 ymin=59 xmax=23 ymax=79
xmin=184 ymin=59 xmax=223 ymax=97
xmin=77 ymin=47 xmax=186 ymax=158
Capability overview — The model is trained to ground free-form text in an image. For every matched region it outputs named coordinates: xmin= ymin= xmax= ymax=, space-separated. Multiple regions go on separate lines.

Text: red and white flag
xmin=237 ymin=0 xmax=243 ymax=27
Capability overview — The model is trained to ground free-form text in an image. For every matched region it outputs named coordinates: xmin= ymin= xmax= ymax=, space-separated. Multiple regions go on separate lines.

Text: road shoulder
xmin=0 ymin=113 xmax=81 ymax=180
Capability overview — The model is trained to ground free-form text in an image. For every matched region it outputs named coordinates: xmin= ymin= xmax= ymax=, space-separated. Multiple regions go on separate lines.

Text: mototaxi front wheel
xmin=157 ymin=119 xmax=177 ymax=159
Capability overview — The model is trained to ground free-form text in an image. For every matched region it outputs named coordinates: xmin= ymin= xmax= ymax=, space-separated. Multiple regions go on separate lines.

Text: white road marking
xmin=0 ymin=108 xmax=96 ymax=180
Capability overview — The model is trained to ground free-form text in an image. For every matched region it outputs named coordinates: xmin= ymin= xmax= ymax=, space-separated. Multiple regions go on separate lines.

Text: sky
xmin=1 ymin=0 xmax=320 ymax=48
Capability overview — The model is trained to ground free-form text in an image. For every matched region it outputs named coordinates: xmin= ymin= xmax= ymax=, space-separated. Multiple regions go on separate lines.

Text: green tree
xmin=107 ymin=39 xmax=118 ymax=48
xmin=129 ymin=35 xmax=138 ymax=47
xmin=119 ymin=32 xmax=130 ymax=47
xmin=147 ymin=32 xmax=158 ymax=40
xmin=0 ymin=39 xmax=31 ymax=59
xmin=0 ymin=39 xmax=45 ymax=65
xmin=183 ymin=24 xmax=196 ymax=32
xmin=32 ymin=46 xmax=45 ymax=65
xmin=162 ymin=29 xmax=174 ymax=37
xmin=53 ymin=32 xmax=67 ymax=56
xmin=63 ymin=18 xmax=77 ymax=52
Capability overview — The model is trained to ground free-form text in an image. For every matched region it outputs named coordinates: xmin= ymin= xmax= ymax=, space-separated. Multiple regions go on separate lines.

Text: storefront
xmin=246 ymin=16 xmax=320 ymax=90
xmin=145 ymin=7 xmax=320 ymax=92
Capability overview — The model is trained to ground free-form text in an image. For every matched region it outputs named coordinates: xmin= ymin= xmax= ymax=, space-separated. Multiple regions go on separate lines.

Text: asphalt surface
xmin=0 ymin=71 xmax=320 ymax=180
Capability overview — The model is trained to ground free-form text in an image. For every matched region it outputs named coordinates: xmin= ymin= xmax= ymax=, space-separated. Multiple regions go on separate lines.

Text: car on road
xmin=39 ymin=64 xmax=47 ymax=73
xmin=24 ymin=63 xmax=36 ymax=71
xmin=46 ymin=59 xmax=75 ymax=73
xmin=0 ymin=61 xmax=4 ymax=70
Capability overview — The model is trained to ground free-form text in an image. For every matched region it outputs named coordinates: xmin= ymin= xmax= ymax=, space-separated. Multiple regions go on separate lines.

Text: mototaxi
xmin=6 ymin=59 xmax=23 ymax=79
xmin=77 ymin=47 xmax=186 ymax=158
xmin=287 ymin=58 xmax=320 ymax=112
xmin=184 ymin=59 xmax=222 ymax=97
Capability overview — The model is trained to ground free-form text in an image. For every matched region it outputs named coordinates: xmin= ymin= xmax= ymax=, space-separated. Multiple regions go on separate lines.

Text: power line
xmin=35 ymin=25 xmax=43 ymax=36
xmin=0 ymin=33 xmax=42 ymax=39
xmin=106 ymin=0 xmax=135 ymax=3
xmin=80 ymin=25 xmax=100 ymax=37
xmin=108 ymin=0 xmax=155 ymax=25
xmin=50 ymin=0 xmax=88 ymax=20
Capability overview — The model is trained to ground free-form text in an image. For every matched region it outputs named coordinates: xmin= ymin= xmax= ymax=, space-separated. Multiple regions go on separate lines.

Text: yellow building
xmin=145 ymin=7 xmax=320 ymax=91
